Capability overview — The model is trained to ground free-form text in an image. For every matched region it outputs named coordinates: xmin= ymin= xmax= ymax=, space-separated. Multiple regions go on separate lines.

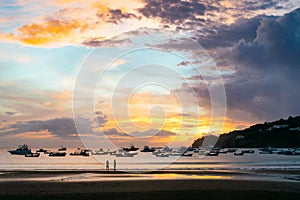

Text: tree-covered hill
xmin=192 ymin=116 xmax=300 ymax=148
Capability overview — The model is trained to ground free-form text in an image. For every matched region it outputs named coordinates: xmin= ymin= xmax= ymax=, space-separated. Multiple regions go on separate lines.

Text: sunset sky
xmin=0 ymin=0 xmax=300 ymax=148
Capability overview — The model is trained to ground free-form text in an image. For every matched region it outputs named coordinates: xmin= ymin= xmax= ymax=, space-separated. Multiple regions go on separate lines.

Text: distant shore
xmin=0 ymin=170 xmax=299 ymax=200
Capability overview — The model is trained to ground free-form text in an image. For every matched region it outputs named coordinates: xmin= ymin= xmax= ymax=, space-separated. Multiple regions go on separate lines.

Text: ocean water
xmin=1 ymin=148 xmax=300 ymax=172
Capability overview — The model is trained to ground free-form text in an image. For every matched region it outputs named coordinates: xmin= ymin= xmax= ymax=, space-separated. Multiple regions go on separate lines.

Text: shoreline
xmin=0 ymin=179 xmax=299 ymax=200
xmin=0 ymin=170 xmax=299 ymax=199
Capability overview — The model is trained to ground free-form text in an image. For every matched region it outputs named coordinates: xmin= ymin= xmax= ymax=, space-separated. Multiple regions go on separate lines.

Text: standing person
xmin=113 ymin=159 xmax=116 ymax=171
xmin=106 ymin=160 xmax=109 ymax=171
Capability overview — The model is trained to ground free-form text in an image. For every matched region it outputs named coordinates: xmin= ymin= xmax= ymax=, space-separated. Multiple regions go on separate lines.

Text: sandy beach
xmin=0 ymin=170 xmax=299 ymax=200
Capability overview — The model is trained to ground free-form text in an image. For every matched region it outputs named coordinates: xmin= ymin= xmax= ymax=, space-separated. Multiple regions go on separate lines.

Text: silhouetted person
xmin=113 ymin=159 xmax=116 ymax=171
xmin=106 ymin=160 xmax=109 ymax=171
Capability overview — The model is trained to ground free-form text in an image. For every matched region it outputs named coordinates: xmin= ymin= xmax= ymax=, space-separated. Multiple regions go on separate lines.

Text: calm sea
xmin=1 ymin=148 xmax=300 ymax=172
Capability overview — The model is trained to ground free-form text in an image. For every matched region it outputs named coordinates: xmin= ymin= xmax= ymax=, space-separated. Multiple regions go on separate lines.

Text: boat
xmin=8 ymin=144 xmax=32 ymax=155
xmin=182 ymin=151 xmax=193 ymax=157
xmin=107 ymin=150 xmax=117 ymax=155
xmin=162 ymin=146 xmax=173 ymax=152
xmin=116 ymin=150 xmax=134 ymax=157
xmin=122 ymin=144 xmax=139 ymax=152
xmin=170 ymin=151 xmax=183 ymax=156
xmin=92 ymin=148 xmax=108 ymax=155
xmin=259 ymin=149 xmax=273 ymax=154
xmin=36 ymin=148 xmax=48 ymax=153
xmin=156 ymin=152 xmax=169 ymax=157
xmin=242 ymin=149 xmax=255 ymax=154
xmin=283 ymin=148 xmax=300 ymax=156
xmin=152 ymin=149 xmax=162 ymax=156
xmin=25 ymin=153 xmax=40 ymax=157
xmin=70 ymin=149 xmax=89 ymax=156
xmin=198 ymin=149 xmax=210 ymax=156
xmin=128 ymin=151 xmax=138 ymax=156
xmin=207 ymin=150 xmax=219 ymax=156
xmin=234 ymin=151 xmax=244 ymax=156
xmin=58 ymin=146 xmax=67 ymax=151
xmin=218 ymin=149 xmax=228 ymax=154
xmin=227 ymin=148 xmax=237 ymax=153
xmin=49 ymin=152 xmax=66 ymax=157
xmin=193 ymin=148 xmax=199 ymax=153
xmin=116 ymin=153 xmax=134 ymax=157
xmin=186 ymin=147 xmax=194 ymax=151
xmin=44 ymin=150 xmax=51 ymax=154
xmin=141 ymin=146 xmax=155 ymax=152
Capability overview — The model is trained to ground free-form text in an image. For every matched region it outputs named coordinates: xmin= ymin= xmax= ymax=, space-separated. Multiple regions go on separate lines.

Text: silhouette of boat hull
xmin=8 ymin=144 xmax=32 ymax=155
xmin=49 ymin=152 xmax=66 ymax=157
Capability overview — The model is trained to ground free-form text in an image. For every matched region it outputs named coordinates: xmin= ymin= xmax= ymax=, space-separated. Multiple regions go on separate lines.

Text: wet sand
xmin=0 ymin=170 xmax=299 ymax=200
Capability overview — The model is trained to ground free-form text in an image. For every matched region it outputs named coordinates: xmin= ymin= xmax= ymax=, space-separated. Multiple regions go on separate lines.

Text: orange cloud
xmin=13 ymin=19 xmax=88 ymax=45
xmin=0 ymin=0 xmax=155 ymax=47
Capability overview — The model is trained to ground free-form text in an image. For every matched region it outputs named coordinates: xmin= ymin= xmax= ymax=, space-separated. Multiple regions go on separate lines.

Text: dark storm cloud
xmin=97 ymin=9 xmax=140 ymax=24
xmin=197 ymin=16 xmax=276 ymax=49
xmin=222 ymin=8 xmax=300 ymax=120
xmin=242 ymin=0 xmax=284 ymax=11
xmin=138 ymin=0 xmax=286 ymax=31
xmin=0 ymin=118 xmax=92 ymax=138
xmin=171 ymin=8 xmax=300 ymax=122
xmin=230 ymin=8 xmax=300 ymax=71
xmin=138 ymin=0 xmax=209 ymax=25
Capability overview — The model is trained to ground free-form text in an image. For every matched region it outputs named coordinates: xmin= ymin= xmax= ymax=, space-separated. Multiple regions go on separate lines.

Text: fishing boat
xmin=8 ymin=144 xmax=32 ymax=155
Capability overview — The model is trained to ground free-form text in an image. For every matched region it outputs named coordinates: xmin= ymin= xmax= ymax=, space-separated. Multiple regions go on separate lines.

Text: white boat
xmin=170 ymin=151 xmax=183 ymax=156
xmin=182 ymin=151 xmax=193 ymax=157
xmin=116 ymin=152 xmax=134 ymax=157
xmin=115 ymin=149 xmax=135 ymax=157
xmin=198 ymin=149 xmax=210 ymax=156
xmin=156 ymin=152 xmax=169 ymax=157
xmin=218 ymin=149 xmax=228 ymax=154
xmin=92 ymin=148 xmax=108 ymax=155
